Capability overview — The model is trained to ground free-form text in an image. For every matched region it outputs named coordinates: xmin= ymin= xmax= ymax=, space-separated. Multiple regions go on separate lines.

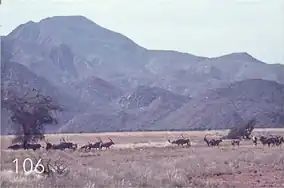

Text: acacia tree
xmin=1 ymin=85 xmax=62 ymax=147
xmin=225 ymin=118 xmax=256 ymax=139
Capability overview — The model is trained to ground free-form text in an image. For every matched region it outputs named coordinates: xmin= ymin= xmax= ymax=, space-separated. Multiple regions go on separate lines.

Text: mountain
xmin=0 ymin=59 xmax=87 ymax=134
xmin=3 ymin=16 xmax=151 ymax=91
xmin=72 ymin=76 xmax=123 ymax=104
xmin=3 ymin=16 xmax=284 ymax=97
xmin=1 ymin=15 xmax=284 ymax=133
xmin=159 ymin=79 xmax=284 ymax=130
xmin=59 ymin=85 xmax=190 ymax=132
xmin=118 ymin=85 xmax=189 ymax=109
xmin=145 ymin=51 xmax=284 ymax=96
xmin=1 ymin=42 xmax=113 ymax=134
xmin=60 ymin=79 xmax=284 ymax=132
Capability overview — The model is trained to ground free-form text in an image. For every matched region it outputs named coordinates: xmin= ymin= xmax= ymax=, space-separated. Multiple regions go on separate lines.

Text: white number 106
xmin=13 ymin=158 xmax=45 ymax=174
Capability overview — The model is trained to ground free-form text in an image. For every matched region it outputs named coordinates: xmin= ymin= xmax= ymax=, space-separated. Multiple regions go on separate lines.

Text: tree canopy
xmin=225 ymin=118 xmax=256 ymax=139
xmin=1 ymin=85 xmax=62 ymax=147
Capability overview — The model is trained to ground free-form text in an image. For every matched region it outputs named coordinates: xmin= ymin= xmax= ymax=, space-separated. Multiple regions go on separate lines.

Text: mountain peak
xmin=7 ymin=15 xmax=111 ymax=42
xmin=39 ymin=15 xmax=97 ymax=26
xmin=228 ymin=52 xmax=252 ymax=58
xmin=214 ymin=52 xmax=263 ymax=63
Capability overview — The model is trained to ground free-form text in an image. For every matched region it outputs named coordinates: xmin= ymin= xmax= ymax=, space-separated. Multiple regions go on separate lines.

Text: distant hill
xmin=59 ymin=79 xmax=284 ymax=132
xmin=1 ymin=15 xmax=284 ymax=133
xmin=159 ymin=79 xmax=284 ymax=130
xmin=59 ymin=85 xmax=189 ymax=132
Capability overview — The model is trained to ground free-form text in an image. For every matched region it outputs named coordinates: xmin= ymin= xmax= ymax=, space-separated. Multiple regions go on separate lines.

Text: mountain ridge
xmin=1 ymin=15 xmax=284 ymax=133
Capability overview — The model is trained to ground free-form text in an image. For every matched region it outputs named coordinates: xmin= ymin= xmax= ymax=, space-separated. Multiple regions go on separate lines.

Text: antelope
xmin=25 ymin=143 xmax=43 ymax=151
xmin=210 ymin=139 xmax=223 ymax=146
xmin=45 ymin=139 xmax=74 ymax=151
xmin=204 ymin=134 xmax=211 ymax=147
xmin=80 ymin=142 xmax=92 ymax=151
xmin=7 ymin=143 xmax=42 ymax=151
xmin=100 ymin=138 xmax=115 ymax=149
xmin=274 ymin=136 xmax=284 ymax=146
xmin=252 ymin=136 xmax=258 ymax=146
xmin=44 ymin=139 xmax=57 ymax=151
xmin=279 ymin=136 xmax=284 ymax=146
xmin=7 ymin=144 xmax=23 ymax=150
xmin=204 ymin=134 xmax=222 ymax=147
xmin=231 ymin=139 xmax=240 ymax=146
xmin=60 ymin=137 xmax=78 ymax=151
xmin=89 ymin=138 xmax=103 ymax=150
xmin=168 ymin=135 xmax=191 ymax=147
xmin=45 ymin=141 xmax=63 ymax=151
xmin=259 ymin=136 xmax=276 ymax=147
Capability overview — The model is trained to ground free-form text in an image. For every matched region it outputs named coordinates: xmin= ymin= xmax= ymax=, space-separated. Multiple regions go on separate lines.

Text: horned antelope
xmin=45 ymin=139 xmax=63 ymax=151
xmin=60 ymin=137 xmax=78 ymax=151
xmin=89 ymin=138 xmax=103 ymax=150
xmin=100 ymin=138 xmax=115 ymax=149
xmin=274 ymin=136 xmax=284 ymax=146
xmin=80 ymin=142 xmax=92 ymax=151
xmin=259 ymin=136 xmax=276 ymax=147
xmin=210 ymin=139 xmax=223 ymax=146
xmin=168 ymin=135 xmax=191 ymax=147
xmin=231 ymin=139 xmax=240 ymax=146
xmin=45 ymin=138 xmax=77 ymax=151
xmin=204 ymin=134 xmax=222 ymax=147
xmin=204 ymin=134 xmax=211 ymax=147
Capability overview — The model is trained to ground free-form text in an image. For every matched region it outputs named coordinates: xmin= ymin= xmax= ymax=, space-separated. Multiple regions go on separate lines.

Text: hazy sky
xmin=0 ymin=0 xmax=283 ymax=64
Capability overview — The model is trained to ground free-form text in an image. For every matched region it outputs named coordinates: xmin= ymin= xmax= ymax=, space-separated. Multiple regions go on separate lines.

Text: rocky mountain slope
xmin=0 ymin=59 xmax=85 ymax=134
xmin=59 ymin=80 xmax=284 ymax=132
xmin=3 ymin=16 xmax=284 ymax=97
xmin=59 ymin=86 xmax=190 ymax=132
xmin=159 ymin=79 xmax=284 ymax=130
xmin=1 ymin=15 xmax=284 ymax=133
xmin=72 ymin=76 xmax=123 ymax=105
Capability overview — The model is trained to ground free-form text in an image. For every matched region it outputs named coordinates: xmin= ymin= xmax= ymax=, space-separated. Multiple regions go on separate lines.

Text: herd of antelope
xmin=7 ymin=137 xmax=115 ymax=152
xmin=6 ymin=133 xmax=284 ymax=152
xmin=202 ymin=134 xmax=284 ymax=147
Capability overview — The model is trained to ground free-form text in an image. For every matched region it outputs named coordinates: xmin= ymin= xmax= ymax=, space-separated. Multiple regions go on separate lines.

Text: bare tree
xmin=1 ymin=85 xmax=62 ymax=148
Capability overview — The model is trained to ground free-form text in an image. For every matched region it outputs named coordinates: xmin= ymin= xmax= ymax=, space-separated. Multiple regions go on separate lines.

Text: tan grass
xmin=1 ymin=129 xmax=284 ymax=188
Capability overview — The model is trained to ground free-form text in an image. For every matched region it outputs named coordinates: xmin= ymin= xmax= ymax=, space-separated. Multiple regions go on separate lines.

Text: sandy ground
xmin=1 ymin=129 xmax=284 ymax=188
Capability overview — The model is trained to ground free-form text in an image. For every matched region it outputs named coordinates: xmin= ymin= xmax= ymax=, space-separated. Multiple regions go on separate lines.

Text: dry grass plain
xmin=1 ymin=129 xmax=284 ymax=188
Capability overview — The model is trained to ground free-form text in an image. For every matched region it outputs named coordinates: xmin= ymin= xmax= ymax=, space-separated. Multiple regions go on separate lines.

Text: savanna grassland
xmin=1 ymin=129 xmax=284 ymax=188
